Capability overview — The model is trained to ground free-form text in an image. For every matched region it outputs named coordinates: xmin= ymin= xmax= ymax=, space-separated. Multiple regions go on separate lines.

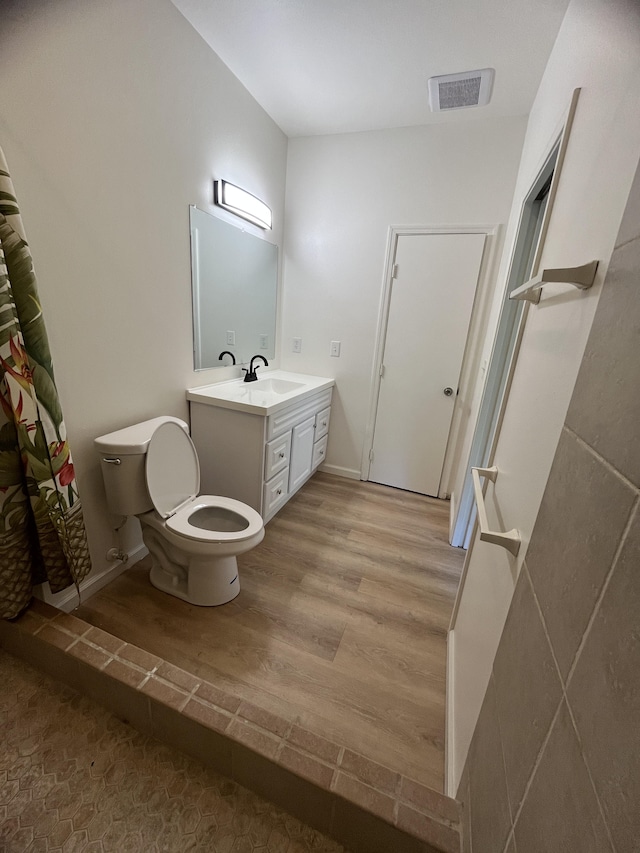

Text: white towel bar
xmin=471 ymin=466 xmax=521 ymax=556
xmin=509 ymin=260 xmax=599 ymax=304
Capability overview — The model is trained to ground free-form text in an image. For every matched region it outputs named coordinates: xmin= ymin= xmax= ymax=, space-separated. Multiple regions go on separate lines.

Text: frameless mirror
xmin=189 ymin=206 xmax=278 ymax=370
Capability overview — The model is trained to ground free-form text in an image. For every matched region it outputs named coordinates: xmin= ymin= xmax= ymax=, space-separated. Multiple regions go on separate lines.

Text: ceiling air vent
xmin=428 ymin=68 xmax=494 ymax=112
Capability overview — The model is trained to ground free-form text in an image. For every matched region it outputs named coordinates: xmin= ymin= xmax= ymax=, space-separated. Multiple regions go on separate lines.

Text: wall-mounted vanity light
xmin=213 ymin=179 xmax=272 ymax=230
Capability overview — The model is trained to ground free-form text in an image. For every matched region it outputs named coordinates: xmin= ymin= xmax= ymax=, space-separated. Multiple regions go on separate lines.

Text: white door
xmin=369 ymin=233 xmax=486 ymax=496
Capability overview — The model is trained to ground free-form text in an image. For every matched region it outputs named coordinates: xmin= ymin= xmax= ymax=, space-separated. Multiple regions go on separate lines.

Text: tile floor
xmin=0 ymin=649 xmax=349 ymax=852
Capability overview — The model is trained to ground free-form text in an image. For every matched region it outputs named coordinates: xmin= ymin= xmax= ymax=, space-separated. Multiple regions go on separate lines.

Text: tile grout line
xmin=489 ymin=667 xmax=517 ymax=839
xmin=563 ymin=497 xmax=639 ymax=690
xmin=563 ymin=698 xmax=617 ymax=853
xmin=525 ymin=543 xmax=628 ymax=853
xmin=559 ymin=500 xmax=639 ymax=853
xmin=563 ymin=424 xmax=640 ymax=496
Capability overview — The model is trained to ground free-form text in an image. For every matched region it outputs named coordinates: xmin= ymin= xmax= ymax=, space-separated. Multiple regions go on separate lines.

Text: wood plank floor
xmin=76 ymin=473 xmax=464 ymax=792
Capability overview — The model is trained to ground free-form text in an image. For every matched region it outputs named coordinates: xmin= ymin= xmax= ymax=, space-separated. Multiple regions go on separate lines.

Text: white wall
xmin=280 ymin=119 xmax=527 ymax=480
xmin=449 ymin=0 xmax=640 ymax=794
xmin=0 ymin=0 xmax=288 ymax=599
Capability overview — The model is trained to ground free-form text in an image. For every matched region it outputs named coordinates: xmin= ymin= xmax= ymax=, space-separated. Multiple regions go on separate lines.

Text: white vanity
xmin=187 ymin=371 xmax=334 ymax=522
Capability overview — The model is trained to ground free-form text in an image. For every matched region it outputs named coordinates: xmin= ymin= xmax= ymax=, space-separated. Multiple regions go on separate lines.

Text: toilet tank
xmin=94 ymin=416 xmax=189 ymax=517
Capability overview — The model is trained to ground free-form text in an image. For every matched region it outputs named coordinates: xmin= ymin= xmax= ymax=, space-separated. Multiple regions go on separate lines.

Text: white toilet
xmin=95 ymin=416 xmax=264 ymax=606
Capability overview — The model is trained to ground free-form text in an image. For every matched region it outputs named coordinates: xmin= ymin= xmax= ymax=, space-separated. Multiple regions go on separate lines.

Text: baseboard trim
xmin=319 ymin=463 xmax=361 ymax=481
xmin=35 ymin=543 xmax=148 ymax=612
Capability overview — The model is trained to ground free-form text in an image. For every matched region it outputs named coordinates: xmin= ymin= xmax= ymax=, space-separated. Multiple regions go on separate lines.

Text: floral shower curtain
xmin=0 ymin=148 xmax=91 ymax=619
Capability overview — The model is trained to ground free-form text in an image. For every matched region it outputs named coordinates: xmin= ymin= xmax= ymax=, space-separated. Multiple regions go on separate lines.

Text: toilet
xmin=94 ymin=416 xmax=264 ymax=606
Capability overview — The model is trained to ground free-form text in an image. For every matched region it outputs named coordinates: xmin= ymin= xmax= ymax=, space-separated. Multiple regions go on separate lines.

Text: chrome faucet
xmin=218 ymin=350 xmax=236 ymax=365
xmin=242 ymin=355 xmax=268 ymax=382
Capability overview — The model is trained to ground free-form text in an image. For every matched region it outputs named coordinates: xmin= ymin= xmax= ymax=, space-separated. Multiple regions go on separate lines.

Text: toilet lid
xmin=145 ymin=421 xmax=200 ymax=518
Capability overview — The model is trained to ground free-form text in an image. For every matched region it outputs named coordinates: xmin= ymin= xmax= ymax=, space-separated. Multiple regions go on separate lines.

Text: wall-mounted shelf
xmin=509 ymin=260 xmax=599 ymax=304
xmin=471 ymin=466 xmax=521 ymax=556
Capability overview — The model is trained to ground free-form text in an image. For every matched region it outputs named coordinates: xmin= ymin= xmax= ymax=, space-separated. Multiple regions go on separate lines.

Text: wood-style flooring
xmin=76 ymin=473 xmax=464 ymax=792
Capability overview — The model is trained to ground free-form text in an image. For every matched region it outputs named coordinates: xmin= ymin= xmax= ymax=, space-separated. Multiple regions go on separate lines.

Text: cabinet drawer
xmin=264 ymin=432 xmax=291 ymax=481
xmin=263 ymin=469 xmax=289 ymax=516
xmin=267 ymin=388 xmax=333 ymax=440
xmin=312 ymin=435 xmax=328 ymax=470
xmin=314 ymin=406 xmax=331 ymax=440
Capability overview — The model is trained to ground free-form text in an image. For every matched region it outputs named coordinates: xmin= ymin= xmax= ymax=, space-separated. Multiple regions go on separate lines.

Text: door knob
xmin=443 ymin=387 xmax=454 ymax=397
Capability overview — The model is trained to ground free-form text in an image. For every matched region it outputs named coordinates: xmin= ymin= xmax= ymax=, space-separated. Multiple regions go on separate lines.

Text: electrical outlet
xmin=259 ymin=334 xmax=268 ymax=349
xmin=292 ymin=337 xmax=302 ymax=353
xmin=330 ymin=340 xmax=341 ymax=357
xmin=226 ymin=330 xmax=236 ymax=346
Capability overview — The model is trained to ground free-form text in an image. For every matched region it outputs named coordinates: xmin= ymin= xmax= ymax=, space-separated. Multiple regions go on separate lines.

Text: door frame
xmin=361 ymin=224 xmax=500 ymax=498
xmin=449 ymin=88 xmax=580 ymax=550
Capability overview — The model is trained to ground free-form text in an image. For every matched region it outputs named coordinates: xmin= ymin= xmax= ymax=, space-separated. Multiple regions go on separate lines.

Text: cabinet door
xmin=289 ymin=416 xmax=316 ymax=493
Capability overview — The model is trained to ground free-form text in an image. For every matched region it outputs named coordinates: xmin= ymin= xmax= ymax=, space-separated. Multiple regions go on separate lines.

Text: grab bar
xmin=509 ymin=260 xmax=599 ymax=304
xmin=471 ymin=466 xmax=521 ymax=556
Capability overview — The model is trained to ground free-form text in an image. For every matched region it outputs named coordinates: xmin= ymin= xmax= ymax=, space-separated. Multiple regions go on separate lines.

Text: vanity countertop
xmin=187 ymin=370 xmax=334 ymax=416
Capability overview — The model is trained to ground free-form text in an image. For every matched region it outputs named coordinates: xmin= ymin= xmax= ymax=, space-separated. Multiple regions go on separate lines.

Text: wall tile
xmin=567 ymin=507 xmax=640 ymax=853
xmin=514 ymin=701 xmax=612 ymax=853
xmin=526 ymin=429 xmax=635 ymax=678
xmin=399 ymin=777 xmax=459 ymax=824
xmin=467 ymin=676 xmax=512 ymax=853
xmin=492 ymin=565 xmax=563 ymax=812
xmin=565 ymin=236 xmax=640 ymax=487
xmin=231 ymin=745 xmax=334 ymax=836
xmin=150 ymin=701 xmax=232 ymax=779
xmin=333 ymin=773 xmax=394 ymax=823
xmin=331 ymin=798 xmax=438 ymax=853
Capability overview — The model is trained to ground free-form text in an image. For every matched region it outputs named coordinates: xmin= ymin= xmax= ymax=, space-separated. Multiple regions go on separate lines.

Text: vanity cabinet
xmin=190 ymin=387 xmax=332 ymax=522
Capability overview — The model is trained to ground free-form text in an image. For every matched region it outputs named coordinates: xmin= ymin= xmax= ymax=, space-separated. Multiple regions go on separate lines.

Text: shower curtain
xmin=0 ymin=148 xmax=91 ymax=619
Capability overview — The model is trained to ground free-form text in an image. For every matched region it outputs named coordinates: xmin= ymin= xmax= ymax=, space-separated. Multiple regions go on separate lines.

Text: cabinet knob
xmin=277 ymin=489 xmax=282 ymax=496
xmin=279 ymin=452 xmax=285 ymax=458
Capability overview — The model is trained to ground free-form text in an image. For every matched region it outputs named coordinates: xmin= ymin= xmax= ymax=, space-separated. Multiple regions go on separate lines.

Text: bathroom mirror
xmin=189 ymin=205 xmax=278 ymax=370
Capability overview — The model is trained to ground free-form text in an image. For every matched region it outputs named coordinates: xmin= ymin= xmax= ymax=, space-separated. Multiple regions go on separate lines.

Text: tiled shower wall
xmin=457 ymin=159 xmax=640 ymax=853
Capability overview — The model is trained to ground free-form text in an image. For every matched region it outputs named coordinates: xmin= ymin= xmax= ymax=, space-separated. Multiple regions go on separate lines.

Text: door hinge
xmin=392 ymin=263 xmax=399 ymax=279
xmin=369 ymin=449 xmax=374 ymax=462
xmin=379 ymin=364 xmax=385 ymax=378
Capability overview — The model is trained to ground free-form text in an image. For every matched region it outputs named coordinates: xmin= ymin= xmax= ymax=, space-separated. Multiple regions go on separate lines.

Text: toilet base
xmin=149 ymin=557 xmax=240 ymax=606
xmin=142 ymin=524 xmax=242 ymax=606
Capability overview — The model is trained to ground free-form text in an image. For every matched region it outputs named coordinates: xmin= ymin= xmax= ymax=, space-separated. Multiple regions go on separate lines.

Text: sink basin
xmin=250 ymin=378 xmax=305 ymax=395
xmin=187 ymin=370 xmax=335 ymax=416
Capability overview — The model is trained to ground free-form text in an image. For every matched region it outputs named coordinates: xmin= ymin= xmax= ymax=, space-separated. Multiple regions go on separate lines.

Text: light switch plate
xmin=292 ymin=337 xmax=302 ymax=353
xmin=330 ymin=340 xmax=341 ymax=357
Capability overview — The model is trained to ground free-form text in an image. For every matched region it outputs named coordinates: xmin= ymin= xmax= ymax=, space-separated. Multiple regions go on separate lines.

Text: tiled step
xmin=0 ymin=601 xmax=461 ymax=853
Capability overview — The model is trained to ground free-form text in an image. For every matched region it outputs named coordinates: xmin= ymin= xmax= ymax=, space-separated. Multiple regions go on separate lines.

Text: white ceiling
xmin=171 ymin=0 xmax=570 ymax=138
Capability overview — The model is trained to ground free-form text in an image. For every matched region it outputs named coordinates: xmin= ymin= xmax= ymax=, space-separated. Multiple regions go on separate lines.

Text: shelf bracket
xmin=509 ymin=260 xmax=599 ymax=304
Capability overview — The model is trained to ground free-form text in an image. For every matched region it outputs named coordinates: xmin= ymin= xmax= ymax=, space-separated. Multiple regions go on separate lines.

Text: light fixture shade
xmin=213 ymin=180 xmax=272 ymax=230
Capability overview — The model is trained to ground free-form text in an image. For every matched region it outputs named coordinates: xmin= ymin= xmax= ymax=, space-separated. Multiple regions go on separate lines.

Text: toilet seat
xmin=146 ymin=420 xmax=200 ymax=518
xmin=166 ymin=495 xmax=264 ymax=543
xmin=145 ymin=420 xmax=263 ymax=544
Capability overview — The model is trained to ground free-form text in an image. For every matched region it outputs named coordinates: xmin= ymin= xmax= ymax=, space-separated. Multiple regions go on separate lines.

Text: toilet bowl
xmin=95 ymin=417 xmax=264 ymax=606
